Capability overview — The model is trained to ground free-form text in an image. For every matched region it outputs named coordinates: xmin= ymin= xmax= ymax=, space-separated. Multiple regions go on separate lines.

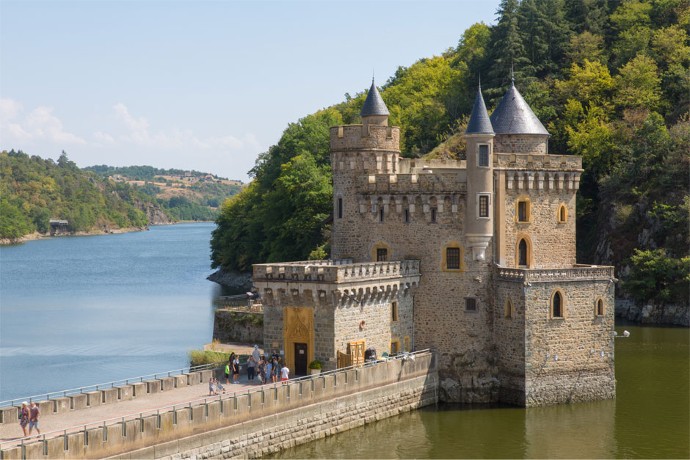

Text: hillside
xmin=0 ymin=150 xmax=167 ymax=241
xmin=84 ymin=165 xmax=243 ymax=221
xmin=211 ymin=0 xmax=689 ymax=315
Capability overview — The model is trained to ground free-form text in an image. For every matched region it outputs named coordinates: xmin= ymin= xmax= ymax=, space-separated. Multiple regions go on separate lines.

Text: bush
xmin=188 ymin=350 xmax=230 ymax=367
xmin=308 ymin=360 xmax=322 ymax=370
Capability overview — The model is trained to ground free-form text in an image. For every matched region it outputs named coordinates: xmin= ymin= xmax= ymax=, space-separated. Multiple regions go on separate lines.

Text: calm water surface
xmin=1 ymin=225 xmax=688 ymax=458
xmin=0 ymin=223 xmax=218 ymax=401
xmin=273 ymin=325 xmax=689 ymax=459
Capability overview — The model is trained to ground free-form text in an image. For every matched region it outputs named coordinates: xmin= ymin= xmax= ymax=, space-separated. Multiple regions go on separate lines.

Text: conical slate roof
xmin=489 ymin=81 xmax=549 ymax=136
xmin=466 ymin=84 xmax=494 ymax=135
xmin=360 ymin=79 xmax=389 ymax=117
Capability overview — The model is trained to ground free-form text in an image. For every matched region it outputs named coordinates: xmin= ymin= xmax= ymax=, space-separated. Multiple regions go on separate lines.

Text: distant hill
xmin=0 ymin=150 xmax=165 ymax=240
xmin=84 ymin=165 xmax=244 ymax=221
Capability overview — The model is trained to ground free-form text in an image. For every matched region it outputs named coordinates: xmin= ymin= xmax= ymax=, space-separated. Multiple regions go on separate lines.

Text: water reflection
xmin=272 ymin=325 xmax=689 ymax=459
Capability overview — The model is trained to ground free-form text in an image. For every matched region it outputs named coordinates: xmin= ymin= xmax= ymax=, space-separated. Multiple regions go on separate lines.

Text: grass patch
xmin=189 ymin=349 xmax=230 ymax=367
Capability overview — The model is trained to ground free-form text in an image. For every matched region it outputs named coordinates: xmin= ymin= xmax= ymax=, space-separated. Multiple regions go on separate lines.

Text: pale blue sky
xmin=1 ymin=0 xmax=499 ymax=181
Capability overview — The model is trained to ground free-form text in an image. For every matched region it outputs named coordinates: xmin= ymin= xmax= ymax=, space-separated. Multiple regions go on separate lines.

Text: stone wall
xmin=0 ymin=353 xmax=437 ymax=460
xmin=212 ymin=310 xmax=263 ymax=344
xmin=615 ymin=298 xmax=690 ymax=326
xmin=523 ymin=276 xmax=616 ymax=406
xmin=493 ymin=134 xmax=548 ymax=154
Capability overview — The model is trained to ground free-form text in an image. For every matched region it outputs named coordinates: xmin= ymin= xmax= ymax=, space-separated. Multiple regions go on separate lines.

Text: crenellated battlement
xmin=354 ymin=169 xmax=468 ymax=195
xmin=494 ymin=152 xmax=582 ymax=171
xmin=330 ymin=124 xmax=400 ymax=152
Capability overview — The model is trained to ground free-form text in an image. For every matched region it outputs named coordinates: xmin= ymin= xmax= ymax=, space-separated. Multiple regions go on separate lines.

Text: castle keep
xmin=253 ymin=78 xmax=616 ymax=406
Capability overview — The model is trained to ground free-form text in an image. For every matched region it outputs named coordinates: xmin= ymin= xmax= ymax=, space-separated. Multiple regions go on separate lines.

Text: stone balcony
xmin=495 ymin=264 xmax=615 ymax=284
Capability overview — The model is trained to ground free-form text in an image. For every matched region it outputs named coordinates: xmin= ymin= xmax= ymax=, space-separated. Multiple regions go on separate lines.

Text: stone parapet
xmin=496 ymin=265 xmax=615 ymax=283
xmin=330 ymin=125 xmax=400 ymax=153
xmin=253 ymin=259 xmax=420 ymax=284
xmin=494 ymin=152 xmax=582 ymax=171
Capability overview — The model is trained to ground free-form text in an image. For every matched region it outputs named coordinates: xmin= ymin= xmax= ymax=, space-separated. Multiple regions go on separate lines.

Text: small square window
xmin=376 ymin=248 xmax=388 ymax=262
xmin=465 ymin=298 xmax=477 ymax=311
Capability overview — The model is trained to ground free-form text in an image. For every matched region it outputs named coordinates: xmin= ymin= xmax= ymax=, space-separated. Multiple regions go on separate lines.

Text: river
xmin=0 ymin=223 xmax=218 ymax=401
xmin=0 ymin=223 xmax=687 ymax=458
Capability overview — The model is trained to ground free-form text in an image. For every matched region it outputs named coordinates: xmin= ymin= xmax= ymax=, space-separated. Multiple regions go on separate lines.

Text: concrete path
xmin=0 ymin=344 xmax=268 ymax=445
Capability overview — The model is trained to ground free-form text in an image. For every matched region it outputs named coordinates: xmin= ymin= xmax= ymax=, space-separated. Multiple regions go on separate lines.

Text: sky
xmin=0 ymin=0 xmax=500 ymax=182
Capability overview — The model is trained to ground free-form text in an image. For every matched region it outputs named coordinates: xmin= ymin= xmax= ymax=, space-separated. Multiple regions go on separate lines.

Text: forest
xmin=0 ymin=151 xmax=243 ymax=240
xmin=211 ymin=0 xmax=689 ymax=307
xmin=0 ymin=150 xmax=152 ymax=239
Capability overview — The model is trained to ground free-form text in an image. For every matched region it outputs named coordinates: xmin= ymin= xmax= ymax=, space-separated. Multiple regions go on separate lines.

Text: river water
xmin=0 ymin=223 xmax=218 ymax=401
xmin=0 ymin=223 xmax=688 ymax=458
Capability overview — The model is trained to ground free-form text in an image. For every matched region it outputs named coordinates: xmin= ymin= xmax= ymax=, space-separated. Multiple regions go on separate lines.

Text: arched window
xmin=596 ymin=299 xmax=604 ymax=316
xmin=518 ymin=239 xmax=528 ymax=267
xmin=552 ymin=291 xmax=564 ymax=318
xmin=504 ymin=299 xmax=514 ymax=319
xmin=557 ymin=204 xmax=568 ymax=223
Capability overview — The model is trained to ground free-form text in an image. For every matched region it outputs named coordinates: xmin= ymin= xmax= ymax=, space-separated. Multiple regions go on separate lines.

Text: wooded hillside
xmin=0 ymin=150 xmax=154 ymax=239
xmin=214 ymin=0 xmax=688 ymax=307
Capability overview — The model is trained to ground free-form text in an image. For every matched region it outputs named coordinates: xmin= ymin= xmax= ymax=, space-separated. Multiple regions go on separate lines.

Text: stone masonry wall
xmin=523 ymin=279 xmax=616 ymax=406
xmin=503 ymin=186 xmax=577 ymax=268
xmin=492 ymin=279 xmax=527 ymax=405
xmin=494 ymin=134 xmax=548 ymax=154
xmin=334 ymin=291 xmax=414 ymax=359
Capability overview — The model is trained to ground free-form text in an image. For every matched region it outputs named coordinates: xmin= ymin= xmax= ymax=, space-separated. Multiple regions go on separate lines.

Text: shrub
xmin=188 ymin=350 xmax=230 ymax=367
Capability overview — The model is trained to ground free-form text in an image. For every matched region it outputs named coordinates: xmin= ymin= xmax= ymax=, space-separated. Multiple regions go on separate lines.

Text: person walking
xmin=19 ymin=402 xmax=29 ymax=437
xmin=28 ymin=402 xmax=40 ymax=435
xmin=224 ymin=361 xmax=231 ymax=385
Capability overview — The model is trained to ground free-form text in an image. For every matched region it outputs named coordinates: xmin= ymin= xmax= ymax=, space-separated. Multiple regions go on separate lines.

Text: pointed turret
xmin=489 ymin=80 xmax=549 ymax=136
xmin=464 ymin=79 xmax=495 ymax=262
xmin=361 ymin=79 xmax=389 ymax=127
xmin=466 ymin=83 xmax=494 ymax=135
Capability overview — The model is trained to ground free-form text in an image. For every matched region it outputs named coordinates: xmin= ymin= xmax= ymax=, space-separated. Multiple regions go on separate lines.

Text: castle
xmin=252 ymin=78 xmax=616 ymax=407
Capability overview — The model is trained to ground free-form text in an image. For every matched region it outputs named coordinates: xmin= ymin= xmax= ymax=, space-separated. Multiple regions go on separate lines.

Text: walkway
xmin=0 ymin=343 xmax=266 ymax=446
xmin=0 ymin=373 xmax=266 ymax=444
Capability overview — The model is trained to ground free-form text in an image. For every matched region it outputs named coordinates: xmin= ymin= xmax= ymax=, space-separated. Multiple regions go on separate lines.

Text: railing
xmin=495 ymin=265 xmax=615 ymax=283
xmin=0 ymin=363 xmax=218 ymax=409
xmin=0 ymin=349 xmax=432 ymax=451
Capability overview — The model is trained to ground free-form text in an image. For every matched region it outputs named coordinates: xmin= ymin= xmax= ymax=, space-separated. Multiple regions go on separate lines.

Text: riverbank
xmin=0 ymin=226 xmax=149 ymax=245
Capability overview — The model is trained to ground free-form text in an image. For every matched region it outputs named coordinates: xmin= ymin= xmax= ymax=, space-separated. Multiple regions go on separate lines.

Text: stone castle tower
xmin=253 ymin=77 xmax=616 ymax=407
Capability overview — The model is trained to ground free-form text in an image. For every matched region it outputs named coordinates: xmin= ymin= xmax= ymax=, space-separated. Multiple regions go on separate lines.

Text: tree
xmin=615 ymin=54 xmax=662 ymax=111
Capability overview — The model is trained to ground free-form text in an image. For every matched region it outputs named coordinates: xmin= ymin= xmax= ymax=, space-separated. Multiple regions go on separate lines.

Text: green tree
xmin=615 ymin=54 xmax=662 ymax=112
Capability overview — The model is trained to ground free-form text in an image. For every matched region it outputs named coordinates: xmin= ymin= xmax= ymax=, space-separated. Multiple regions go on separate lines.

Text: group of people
xmin=220 ymin=346 xmax=290 ymax=387
xmin=19 ymin=401 xmax=40 ymax=436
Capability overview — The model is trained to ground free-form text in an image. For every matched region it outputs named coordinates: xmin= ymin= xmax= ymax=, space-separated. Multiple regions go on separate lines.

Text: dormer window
xmin=478 ymin=144 xmax=490 ymax=167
